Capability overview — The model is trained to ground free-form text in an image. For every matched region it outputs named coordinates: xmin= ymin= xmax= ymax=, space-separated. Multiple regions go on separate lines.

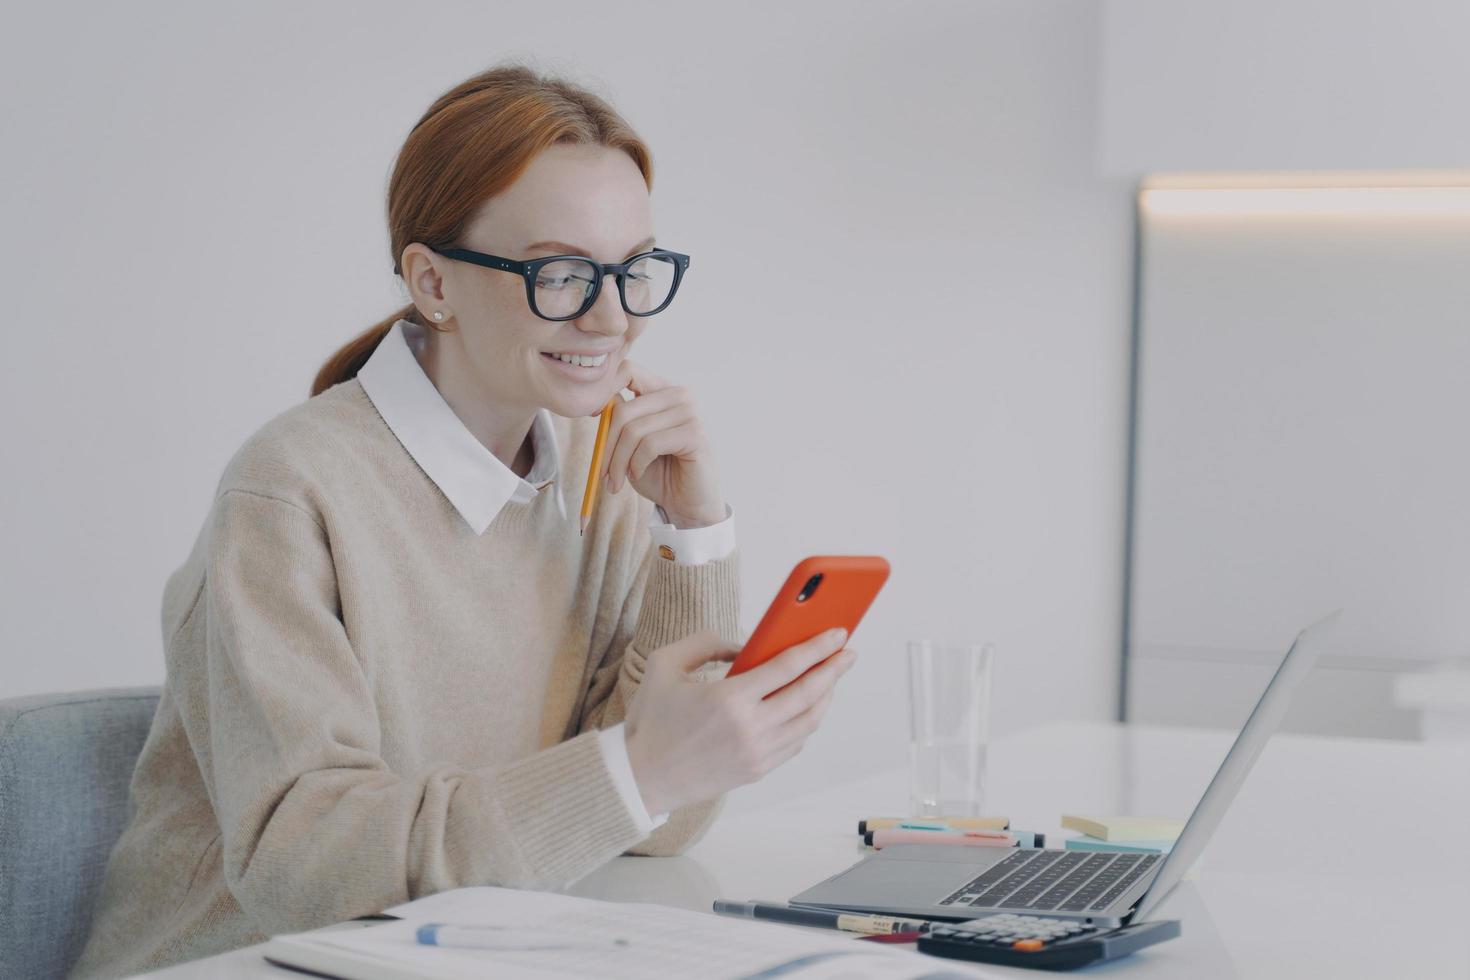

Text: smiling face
xmin=402 ymin=142 xmax=656 ymax=423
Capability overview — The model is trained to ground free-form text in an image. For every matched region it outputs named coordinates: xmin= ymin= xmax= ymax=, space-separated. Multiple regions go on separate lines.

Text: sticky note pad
xmin=1060 ymin=814 xmax=1185 ymax=842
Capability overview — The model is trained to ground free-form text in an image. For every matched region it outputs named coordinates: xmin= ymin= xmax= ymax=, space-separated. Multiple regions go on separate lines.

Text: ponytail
xmin=309 ymin=304 xmax=417 ymax=398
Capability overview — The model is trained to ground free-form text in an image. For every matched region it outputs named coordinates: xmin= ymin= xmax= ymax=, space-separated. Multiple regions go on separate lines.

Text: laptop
xmin=790 ymin=609 xmax=1342 ymax=929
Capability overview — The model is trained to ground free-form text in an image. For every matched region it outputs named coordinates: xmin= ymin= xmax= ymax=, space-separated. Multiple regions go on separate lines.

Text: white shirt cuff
xmin=596 ymin=723 xmax=669 ymax=833
xmin=648 ymin=503 xmax=736 ymax=565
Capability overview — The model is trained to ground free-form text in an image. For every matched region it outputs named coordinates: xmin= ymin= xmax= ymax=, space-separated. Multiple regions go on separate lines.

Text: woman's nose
xmin=578 ymin=274 xmax=629 ymax=335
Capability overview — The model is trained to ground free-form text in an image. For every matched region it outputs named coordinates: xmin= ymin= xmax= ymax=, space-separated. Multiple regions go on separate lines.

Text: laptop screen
xmin=1130 ymin=609 xmax=1342 ymax=922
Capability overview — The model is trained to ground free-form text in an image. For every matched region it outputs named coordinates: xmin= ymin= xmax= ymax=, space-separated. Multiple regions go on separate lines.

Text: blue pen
xmin=415 ymin=922 xmax=627 ymax=951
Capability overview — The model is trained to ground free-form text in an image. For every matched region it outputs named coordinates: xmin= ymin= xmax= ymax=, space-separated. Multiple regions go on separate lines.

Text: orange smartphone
xmin=727 ymin=555 xmax=891 ymax=677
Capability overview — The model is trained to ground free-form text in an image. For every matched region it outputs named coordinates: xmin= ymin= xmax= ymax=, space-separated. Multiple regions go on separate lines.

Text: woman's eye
xmin=537 ymin=275 xmax=573 ymax=289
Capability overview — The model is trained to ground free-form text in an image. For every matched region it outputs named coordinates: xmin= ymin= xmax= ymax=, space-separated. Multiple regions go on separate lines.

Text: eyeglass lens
xmin=533 ymin=254 xmax=678 ymax=318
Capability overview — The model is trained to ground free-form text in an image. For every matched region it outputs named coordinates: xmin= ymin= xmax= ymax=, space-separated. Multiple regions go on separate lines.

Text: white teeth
xmin=549 ymin=352 xmax=607 ymax=367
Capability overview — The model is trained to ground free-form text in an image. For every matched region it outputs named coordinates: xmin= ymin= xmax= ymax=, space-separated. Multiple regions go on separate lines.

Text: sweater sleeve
xmin=167 ymin=488 xmax=650 ymax=937
xmin=578 ymin=499 xmax=742 ymax=857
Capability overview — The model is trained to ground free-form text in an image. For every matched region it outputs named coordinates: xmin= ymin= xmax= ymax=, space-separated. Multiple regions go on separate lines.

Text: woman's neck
xmin=413 ymin=330 xmax=536 ymax=478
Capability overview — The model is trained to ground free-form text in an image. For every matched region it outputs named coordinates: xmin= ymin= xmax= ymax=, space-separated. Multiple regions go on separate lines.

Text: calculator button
xmin=1013 ymin=939 xmax=1046 ymax=951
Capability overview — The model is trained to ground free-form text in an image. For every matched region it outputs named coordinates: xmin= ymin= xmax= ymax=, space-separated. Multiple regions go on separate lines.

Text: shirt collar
xmin=357 ymin=317 xmax=567 ymax=533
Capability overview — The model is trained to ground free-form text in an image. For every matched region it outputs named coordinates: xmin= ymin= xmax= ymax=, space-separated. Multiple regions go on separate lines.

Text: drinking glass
xmin=907 ymin=640 xmax=995 ymax=817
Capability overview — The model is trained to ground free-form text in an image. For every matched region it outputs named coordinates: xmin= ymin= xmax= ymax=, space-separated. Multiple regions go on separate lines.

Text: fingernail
xmin=829 ymin=628 xmax=848 ymax=644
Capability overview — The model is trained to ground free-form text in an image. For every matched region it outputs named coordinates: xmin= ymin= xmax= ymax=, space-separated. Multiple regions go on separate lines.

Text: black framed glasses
xmin=426 ymin=245 xmax=690 ymax=322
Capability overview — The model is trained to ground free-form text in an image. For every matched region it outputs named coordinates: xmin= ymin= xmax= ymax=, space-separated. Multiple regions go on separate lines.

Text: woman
xmin=69 ymin=64 xmax=856 ymax=978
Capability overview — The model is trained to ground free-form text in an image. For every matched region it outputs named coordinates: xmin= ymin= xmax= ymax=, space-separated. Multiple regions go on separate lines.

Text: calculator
xmin=917 ymin=913 xmax=1180 ymax=970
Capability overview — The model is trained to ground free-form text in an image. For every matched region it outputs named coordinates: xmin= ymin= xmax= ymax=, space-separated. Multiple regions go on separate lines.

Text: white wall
xmin=1100 ymin=0 xmax=1470 ymax=174
xmin=0 ymin=1 xmax=1133 ymax=805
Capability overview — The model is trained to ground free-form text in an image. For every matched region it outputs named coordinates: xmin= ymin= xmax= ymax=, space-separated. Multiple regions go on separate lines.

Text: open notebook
xmin=260 ymin=886 xmax=994 ymax=979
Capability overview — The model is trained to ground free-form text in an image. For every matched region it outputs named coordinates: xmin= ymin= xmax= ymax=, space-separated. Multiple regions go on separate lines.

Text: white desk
xmin=139 ymin=721 xmax=1470 ymax=979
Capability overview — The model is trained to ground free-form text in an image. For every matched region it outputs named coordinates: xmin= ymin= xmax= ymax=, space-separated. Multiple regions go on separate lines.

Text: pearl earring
xmin=432 ymin=311 xmax=445 ymax=322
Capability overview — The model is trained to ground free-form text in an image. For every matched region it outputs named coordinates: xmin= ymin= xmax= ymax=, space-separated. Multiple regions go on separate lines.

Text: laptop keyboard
xmin=938 ymin=850 xmax=1161 ymax=913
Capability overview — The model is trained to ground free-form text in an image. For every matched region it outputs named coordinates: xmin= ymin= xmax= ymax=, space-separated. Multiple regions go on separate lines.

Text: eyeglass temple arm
xmin=394 ymin=249 xmax=528 ymax=276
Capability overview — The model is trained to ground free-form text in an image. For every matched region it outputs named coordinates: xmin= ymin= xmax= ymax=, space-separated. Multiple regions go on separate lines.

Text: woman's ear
xmin=400 ymin=243 xmax=450 ymax=314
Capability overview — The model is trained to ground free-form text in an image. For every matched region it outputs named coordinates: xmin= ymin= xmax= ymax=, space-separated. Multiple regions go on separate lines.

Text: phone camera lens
xmin=796 ymin=573 xmax=824 ymax=603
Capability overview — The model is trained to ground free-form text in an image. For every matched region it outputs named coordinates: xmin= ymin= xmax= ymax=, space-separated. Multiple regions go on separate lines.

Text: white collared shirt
xmin=357 ymin=317 xmax=736 ymax=835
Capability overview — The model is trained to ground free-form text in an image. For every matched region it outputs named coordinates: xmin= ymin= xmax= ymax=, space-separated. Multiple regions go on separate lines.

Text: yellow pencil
xmin=581 ymin=397 xmax=617 ymax=536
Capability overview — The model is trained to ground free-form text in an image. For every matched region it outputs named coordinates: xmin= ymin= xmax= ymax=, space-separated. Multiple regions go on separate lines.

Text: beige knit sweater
xmin=67 ymin=378 xmax=741 ymax=979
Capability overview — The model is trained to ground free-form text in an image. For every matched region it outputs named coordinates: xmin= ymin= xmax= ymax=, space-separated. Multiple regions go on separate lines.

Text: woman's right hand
xmin=622 ymin=627 xmax=857 ymax=816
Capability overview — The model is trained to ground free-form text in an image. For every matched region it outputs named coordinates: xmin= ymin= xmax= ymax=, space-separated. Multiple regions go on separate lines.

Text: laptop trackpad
xmin=790 ymin=844 xmax=1005 ymax=912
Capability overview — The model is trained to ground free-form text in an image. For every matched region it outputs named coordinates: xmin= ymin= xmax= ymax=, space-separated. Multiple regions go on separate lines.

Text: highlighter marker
xmin=882 ymin=824 xmax=1046 ymax=849
xmin=865 ymin=828 xmax=1016 ymax=849
xmin=857 ymin=816 xmax=1009 ymax=834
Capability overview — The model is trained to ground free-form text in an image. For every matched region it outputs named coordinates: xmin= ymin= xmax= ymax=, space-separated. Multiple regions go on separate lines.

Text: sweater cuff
xmin=451 ymin=731 xmax=646 ymax=888
xmin=596 ymin=723 xmax=669 ymax=833
xmin=630 ymin=547 xmax=741 ymax=655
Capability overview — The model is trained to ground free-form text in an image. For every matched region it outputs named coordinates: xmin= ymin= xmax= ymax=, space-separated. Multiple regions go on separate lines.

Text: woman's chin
xmin=545 ymin=389 xmax=613 ymax=420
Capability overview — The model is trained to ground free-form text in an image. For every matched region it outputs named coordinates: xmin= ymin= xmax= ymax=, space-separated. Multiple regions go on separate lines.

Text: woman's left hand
xmin=599 ymin=359 xmax=726 ymax=528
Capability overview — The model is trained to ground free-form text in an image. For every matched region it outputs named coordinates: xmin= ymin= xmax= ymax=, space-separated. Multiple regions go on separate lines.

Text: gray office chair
xmin=0 ymin=686 xmax=161 ymax=980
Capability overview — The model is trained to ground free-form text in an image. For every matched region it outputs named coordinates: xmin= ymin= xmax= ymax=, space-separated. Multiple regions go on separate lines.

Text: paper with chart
xmin=263 ymin=885 xmax=996 ymax=979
